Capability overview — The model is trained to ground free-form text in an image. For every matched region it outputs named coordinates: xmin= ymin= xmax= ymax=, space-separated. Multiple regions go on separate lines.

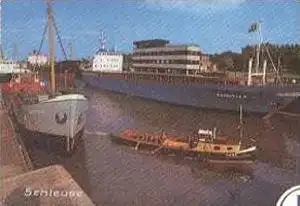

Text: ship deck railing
xmin=85 ymin=70 xmax=225 ymax=78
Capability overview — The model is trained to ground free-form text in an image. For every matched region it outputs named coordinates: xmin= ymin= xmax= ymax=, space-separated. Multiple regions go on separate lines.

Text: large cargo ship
xmin=82 ymin=27 xmax=300 ymax=114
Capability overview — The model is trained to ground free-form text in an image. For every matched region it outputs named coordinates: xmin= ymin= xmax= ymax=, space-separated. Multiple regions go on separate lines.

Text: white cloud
xmin=145 ymin=0 xmax=245 ymax=3
xmin=208 ymin=0 xmax=246 ymax=2
xmin=144 ymin=0 xmax=246 ymax=14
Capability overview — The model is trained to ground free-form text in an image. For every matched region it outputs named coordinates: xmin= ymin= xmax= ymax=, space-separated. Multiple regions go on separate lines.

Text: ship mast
xmin=249 ymin=21 xmax=281 ymax=84
xmin=47 ymin=0 xmax=56 ymax=94
xmin=100 ymin=30 xmax=106 ymax=51
xmin=12 ymin=42 xmax=18 ymax=61
xmin=0 ymin=0 xmax=3 ymax=60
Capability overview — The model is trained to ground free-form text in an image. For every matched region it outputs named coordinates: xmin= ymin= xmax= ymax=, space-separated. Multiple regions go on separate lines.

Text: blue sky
xmin=2 ymin=0 xmax=299 ymax=60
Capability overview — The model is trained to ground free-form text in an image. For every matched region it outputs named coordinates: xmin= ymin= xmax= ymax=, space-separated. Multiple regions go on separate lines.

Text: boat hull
xmin=82 ymin=72 xmax=300 ymax=114
xmin=110 ymin=133 xmax=256 ymax=164
xmin=10 ymin=94 xmax=88 ymax=139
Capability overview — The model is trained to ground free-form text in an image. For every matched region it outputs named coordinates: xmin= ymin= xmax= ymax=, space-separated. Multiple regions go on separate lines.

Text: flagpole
xmin=260 ymin=20 xmax=280 ymax=83
xmin=254 ymin=21 xmax=263 ymax=73
xmin=257 ymin=20 xmax=263 ymax=44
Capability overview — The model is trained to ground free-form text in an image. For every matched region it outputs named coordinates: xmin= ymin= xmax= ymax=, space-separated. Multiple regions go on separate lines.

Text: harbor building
xmin=92 ymin=48 xmax=123 ymax=72
xmin=131 ymin=39 xmax=214 ymax=75
xmin=200 ymin=55 xmax=217 ymax=72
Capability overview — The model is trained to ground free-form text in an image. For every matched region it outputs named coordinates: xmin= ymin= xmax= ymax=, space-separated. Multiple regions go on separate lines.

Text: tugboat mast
xmin=239 ymin=104 xmax=243 ymax=142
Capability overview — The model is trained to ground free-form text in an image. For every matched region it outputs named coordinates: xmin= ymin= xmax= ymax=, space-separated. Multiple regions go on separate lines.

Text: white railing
xmin=198 ymin=127 xmax=217 ymax=139
xmin=198 ymin=129 xmax=213 ymax=136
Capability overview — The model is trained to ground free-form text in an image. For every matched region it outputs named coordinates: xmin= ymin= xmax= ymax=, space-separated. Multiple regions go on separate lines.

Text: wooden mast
xmin=0 ymin=0 xmax=4 ymax=60
xmin=47 ymin=0 xmax=55 ymax=94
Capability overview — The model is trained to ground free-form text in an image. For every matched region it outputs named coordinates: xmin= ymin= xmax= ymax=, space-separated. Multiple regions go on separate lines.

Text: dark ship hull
xmin=82 ymin=72 xmax=300 ymax=114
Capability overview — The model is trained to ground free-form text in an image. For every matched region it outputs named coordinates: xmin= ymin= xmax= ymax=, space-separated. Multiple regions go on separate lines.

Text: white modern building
xmin=28 ymin=52 xmax=48 ymax=66
xmin=131 ymin=39 xmax=215 ymax=75
xmin=92 ymin=49 xmax=123 ymax=72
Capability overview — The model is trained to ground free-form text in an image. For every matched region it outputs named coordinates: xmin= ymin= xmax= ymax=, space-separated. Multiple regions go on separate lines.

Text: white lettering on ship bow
xmin=216 ymin=93 xmax=247 ymax=99
xmin=276 ymin=92 xmax=300 ymax=97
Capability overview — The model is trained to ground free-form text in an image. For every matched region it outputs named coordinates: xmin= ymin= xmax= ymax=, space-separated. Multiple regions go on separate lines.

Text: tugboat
xmin=110 ymin=105 xmax=256 ymax=164
xmin=1 ymin=0 xmax=88 ymax=155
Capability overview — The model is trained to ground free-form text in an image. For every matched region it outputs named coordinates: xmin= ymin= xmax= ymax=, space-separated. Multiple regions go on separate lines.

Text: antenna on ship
xmin=100 ymin=30 xmax=107 ymax=51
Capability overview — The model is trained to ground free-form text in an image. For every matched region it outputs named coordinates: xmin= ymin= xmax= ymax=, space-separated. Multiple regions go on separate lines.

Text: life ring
xmin=55 ymin=112 xmax=67 ymax=124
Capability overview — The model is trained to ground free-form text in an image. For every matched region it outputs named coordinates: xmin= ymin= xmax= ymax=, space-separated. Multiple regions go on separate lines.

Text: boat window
xmin=214 ymin=146 xmax=220 ymax=150
xmin=227 ymin=147 xmax=233 ymax=150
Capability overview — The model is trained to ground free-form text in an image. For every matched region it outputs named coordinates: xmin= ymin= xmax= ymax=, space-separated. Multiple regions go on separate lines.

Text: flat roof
xmin=95 ymin=48 xmax=123 ymax=55
xmin=133 ymin=39 xmax=200 ymax=49
xmin=95 ymin=51 xmax=123 ymax=55
xmin=133 ymin=39 xmax=170 ymax=46
xmin=167 ymin=44 xmax=200 ymax=48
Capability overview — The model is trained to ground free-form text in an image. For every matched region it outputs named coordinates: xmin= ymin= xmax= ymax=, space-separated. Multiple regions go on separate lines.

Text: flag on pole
xmin=248 ymin=22 xmax=259 ymax=33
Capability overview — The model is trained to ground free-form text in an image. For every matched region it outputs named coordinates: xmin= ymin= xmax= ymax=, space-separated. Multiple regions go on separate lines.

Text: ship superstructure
xmin=89 ymin=31 xmax=123 ymax=73
xmin=92 ymin=49 xmax=123 ymax=73
xmin=0 ymin=59 xmax=20 ymax=74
